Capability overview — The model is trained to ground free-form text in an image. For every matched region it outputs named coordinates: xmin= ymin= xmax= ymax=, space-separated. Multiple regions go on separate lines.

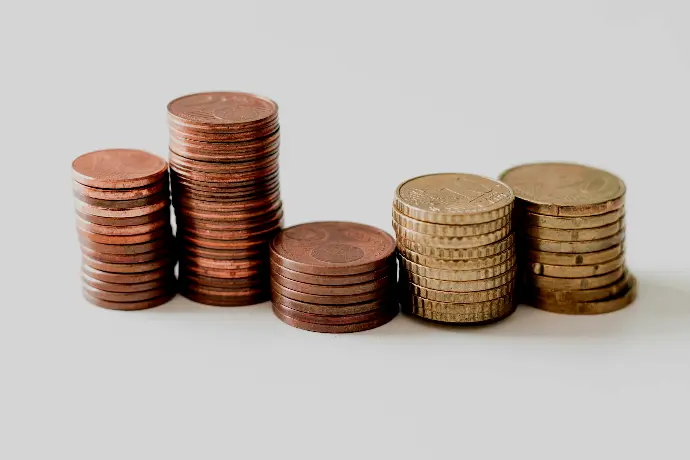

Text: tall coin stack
xmin=72 ymin=149 xmax=176 ymax=310
xmin=393 ymin=174 xmax=518 ymax=324
xmin=500 ymin=163 xmax=636 ymax=315
xmin=167 ymin=92 xmax=283 ymax=307
xmin=269 ymin=222 xmax=398 ymax=333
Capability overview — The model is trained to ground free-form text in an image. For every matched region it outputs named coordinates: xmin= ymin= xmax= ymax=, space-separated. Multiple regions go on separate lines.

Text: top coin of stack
xmin=499 ymin=162 xmax=636 ymax=315
xmin=167 ymin=92 xmax=283 ymax=307
xmin=269 ymin=222 xmax=398 ymax=333
xmin=393 ymin=174 xmax=517 ymax=324
xmin=72 ymin=149 xmax=176 ymax=310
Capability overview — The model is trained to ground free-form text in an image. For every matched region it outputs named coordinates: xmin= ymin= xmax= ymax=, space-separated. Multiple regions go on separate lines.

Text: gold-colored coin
xmin=397 ymin=244 xmax=515 ymax=270
xmin=524 ymin=229 xmax=625 ymax=253
xmin=527 ymin=253 xmax=625 ymax=278
xmin=525 ymin=271 xmax=631 ymax=303
xmin=392 ymin=208 xmax=510 ymax=237
xmin=394 ymin=173 xmax=514 ymax=224
xmin=400 ymin=265 xmax=516 ymax=292
xmin=393 ymin=221 xmax=511 ymax=248
xmin=499 ymin=163 xmax=626 ymax=216
xmin=523 ymin=218 xmax=623 ymax=242
xmin=400 ymin=279 xmax=514 ymax=303
xmin=398 ymin=234 xmax=515 ymax=260
xmin=525 ymin=266 xmax=624 ymax=290
xmin=521 ymin=208 xmax=624 ymax=230
xmin=526 ymin=275 xmax=637 ymax=315
xmin=398 ymin=253 xmax=514 ymax=281
xmin=525 ymin=244 xmax=623 ymax=266
xmin=401 ymin=293 xmax=515 ymax=323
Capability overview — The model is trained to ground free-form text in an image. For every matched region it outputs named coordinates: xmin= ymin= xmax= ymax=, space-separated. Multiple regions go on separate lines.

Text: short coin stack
xmin=167 ymin=92 xmax=283 ymax=306
xmin=72 ymin=149 xmax=176 ymax=310
xmin=269 ymin=222 xmax=398 ymax=333
xmin=500 ymin=162 xmax=636 ymax=315
xmin=393 ymin=174 xmax=517 ymax=324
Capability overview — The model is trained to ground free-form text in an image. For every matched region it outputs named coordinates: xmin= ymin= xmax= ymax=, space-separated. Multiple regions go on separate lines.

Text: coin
xmin=81 ymin=273 xmax=173 ymax=293
xmin=400 ymin=279 xmax=514 ymax=303
xmin=400 ymin=293 xmax=514 ymax=323
xmin=74 ymin=191 xmax=169 ymax=209
xmin=73 ymin=178 xmax=169 ymax=201
xmin=400 ymin=265 xmax=516 ymax=292
xmin=270 ymin=279 xmax=388 ymax=305
xmin=170 ymin=170 xmax=279 ymax=191
xmin=177 ymin=233 xmax=270 ymax=250
xmin=84 ymin=284 xmax=171 ymax=302
xmin=179 ymin=282 xmax=268 ymax=307
xmin=525 ymin=266 xmax=625 ymax=290
xmin=167 ymin=92 xmax=278 ymax=131
xmin=82 ymin=264 xmax=173 ymax=284
xmin=82 ymin=253 xmax=175 ymax=274
xmin=520 ymin=208 xmax=625 ymax=229
xmin=272 ymin=304 xmax=396 ymax=333
xmin=528 ymin=253 xmax=625 ymax=277
xmin=397 ymin=233 xmax=515 ymax=260
xmin=80 ymin=245 xmax=170 ymax=264
xmin=77 ymin=227 xmax=166 ymax=245
xmin=500 ymin=163 xmax=625 ymax=216
xmin=393 ymin=220 xmax=511 ymax=248
xmin=270 ymin=222 xmax=396 ymax=276
xmin=176 ymin=209 xmax=283 ymax=231
xmin=269 ymin=260 xmax=393 ymax=286
xmin=170 ymin=162 xmax=279 ymax=183
xmin=398 ymin=253 xmax=513 ymax=281
xmin=270 ymin=270 xmax=392 ymax=296
xmin=83 ymin=290 xmax=175 ymax=311
xmin=72 ymin=149 xmax=168 ymax=189
xmin=523 ymin=218 xmax=624 ymax=241
xmin=270 ymin=292 xmax=389 ymax=316
xmin=174 ymin=200 xmax=282 ymax=222
xmin=273 ymin=301 xmax=395 ymax=326
xmin=525 ymin=229 xmax=625 ymax=253
xmin=525 ymin=271 xmax=632 ymax=303
xmin=76 ymin=215 xmax=168 ymax=236
xmin=169 ymin=123 xmax=278 ymax=143
xmin=75 ymin=199 xmax=168 ymax=218
xmin=526 ymin=275 xmax=637 ymax=315
xmin=179 ymin=220 xmax=282 ymax=242
xmin=178 ymin=271 xmax=265 ymax=289
xmin=78 ymin=237 xmax=170 ymax=255
xmin=174 ymin=190 xmax=280 ymax=212
xmin=397 ymin=244 xmax=514 ymax=270
xmin=181 ymin=255 xmax=264 ymax=270
xmin=392 ymin=208 xmax=510 ymax=237
xmin=177 ymin=242 xmax=265 ymax=260
xmin=525 ymin=244 xmax=623 ymax=266
xmin=180 ymin=260 xmax=266 ymax=279
xmin=76 ymin=209 xmax=169 ymax=227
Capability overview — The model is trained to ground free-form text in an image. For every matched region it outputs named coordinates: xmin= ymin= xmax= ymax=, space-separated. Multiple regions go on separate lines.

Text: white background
xmin=2 ymin=1 xmax=690 ymax=459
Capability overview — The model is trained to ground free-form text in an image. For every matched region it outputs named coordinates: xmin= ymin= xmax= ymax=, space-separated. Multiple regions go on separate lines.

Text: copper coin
xmin=178 ymin=271 xmax=265 ymax=289
xmin=270 ymin=278 xmax=389 ymax=305
xmin=177 ymin=233 xmax=271 ymax=250
xmin=270 ymin=270 xmax=393 ymax=296
xmin=76 ymin=215 xmax=168 ymax=236
xmin=83 ymin=289 xmax=175 ymax=311
xmin=179 ymin=283 xmax=269 ymax=307
xmin=177 ymin=241 xmax=266 ymax=260
xmin=84 ymin=283 xmax=171 ymax=302
xmin=169 ymin=108 xmax=278 ymax=133
xmin=82 ymin=272 xmax=174 ymax=293
xmin=170 ymin=161 xmax=279 ymax=184
xmin=169 ymin=113 xmax=278 ymax=136
xmin=76 ymin=208 xmax=169 ymax=227
xmin=77 ymin=227 xmax=167 ymax=245
xmin=73 ymin=178 xmax=169 ymax=201
xmin=273 ymin=300 xmax=396 ymax=326
xmin=270 ymin=292 xmax=393 ymax=316
xmin=170 ymin=170 xmax=279 ymax=191
xmin=270 ymin=222 xmax=396 ymax=276
xmin=82 ymin=253 xmax=175 ymax=274
xmin=169 ymin=149 xmax=278 ymax=172
xmin=169 ymin=122 xmax=279 ymax=143
xmin=272 ymin=304 xmax=396 ymax=333
xmin=175 ymin=213 xmax=282 ymax=234
xmin=269 ymin=256 xmax=394 ymax=286
xmin=167 ymin=92 xmax=278 ymax=130
xmin=169 ymin=138 xmax=280 ymax=162
xmin=178 ymin=219 xmax=282 ymax=241
xmin=82 ymin=263 xmax=173 ymax=284
xmin=72 ymin=149 xmax=168 ymax=189
xmin=175 ymin=183 xmax=280 ymax=203
xmin=174 ymin=200 xmax=282 ymax=222
xmin=74 ymin=190 xmax=169 ymax=209
xmin=174 ymin=190 xmax=280 ymax=212
xmin=79 ymin=236 xmax=172 ymax=255
xmin=75 ymin=199 xmax=168 ymax=218
xmin=179 ymin=260 xmax=267 ymax=279
xmin=180 ymin=255 xmax=265 ymax=270
xmin=80 ymin=245 xmax=170 ymax=263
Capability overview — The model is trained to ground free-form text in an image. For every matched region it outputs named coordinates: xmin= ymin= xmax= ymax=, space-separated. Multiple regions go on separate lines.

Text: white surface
xmin=2 ymin=1 xmax=690 ymax=458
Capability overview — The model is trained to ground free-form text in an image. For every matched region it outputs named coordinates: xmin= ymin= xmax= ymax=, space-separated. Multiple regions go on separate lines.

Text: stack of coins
xmin=72 ymin=149 xmax=176 ymax=310
xmin=269 ymin=222 xmax=398 ymax=333
xmin=393 ymin=174 xmax=517 ymax=324
xmin=167 ymin=92 xmax=283 ymax=306
xmin=500 ymin=162 xmax=636 ymax=315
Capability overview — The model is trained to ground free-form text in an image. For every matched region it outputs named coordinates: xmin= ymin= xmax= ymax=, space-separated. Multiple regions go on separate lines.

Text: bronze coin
xmin=170 ymin=161 xmax=279 ymax=184
xmin=174 ymin=178 xmax=280 ymax=199
xmin=269 ymin=259 xmax=394 ymax=286
xmin=77 ymin=227 xmax=167 ymax=245
xmin=169 ymin=109 xmax=278 ymax=134
xmin=82 ymin=263 xmax=173 ymax=284
xmin=270 ymin=278 xmax=389 ymax=305
xmin=177 ymin=241 xmax=266 ymax=260
xmin=82 ymin=272 xmax=174 ymax=293
xmin=270 ymin=222 xmax=396 ymax=276
xmin=82 ymin=253 xmax=175 ymax=274
xmin=174 ymin=200 xmax=282 ymax=222
xmin=175 ymin=208 xmax=283 ymax=231
xmin=170 ymin=170 xmax=279 ymax=191
xmin=72 ymin=149 xmax=168 ymax=189
xmin=178 ymin=219 xmax=282 ymax=241
xmin=177 ymin=233 xmax=271 ymax=250
xmin=76 ymin=208 xmax=169 ymax=227
xmin=270 ymin=292 xmax=393 ymax=316
xmin=270 ymin=270 xmax=393 ymax=296
xmin=80 ymin=245 xmax=171 ymax=263
xmin=75 ymin=199 xmax=168 ymax=218
xmin=169 ymin=138 xmax=280 ymax=163
xmin=272 ymin=301 xmax=396 ymax=326
xmin=178 ymin=271 xmax=265 ymax=289
xmin=74 ymin=190 xmax=169 ymax=209
xmin=79 ymin=236 xmax=172 ymax=255
xmin=169 ymin=150 xmax=278 ymax=173
xmin=83 ymin=283 xmax=171 ymax=302
xmin=179 ymin=282 xmax=269 ymax=307
xmin=169 ymin=122 xmax=279 ymax=143
xmin=76 ymin=215 xmax=168 ymax=236
xmin=73 ymin=178 xmax=169 ymax=201
xmin=180 ymin=255 xmax=265 ymax=270
xmin=179 ymin=260 xmax=267 ymax=279
xmin=272 ymin=304 xmax=396 ymax=333
xmin=174 ymin=190 xmax=280 ymax=212
xmin=167 ymin=92 xmax=278 ymax=130
xmin=83 ymin=289 xmax=175 ymax=311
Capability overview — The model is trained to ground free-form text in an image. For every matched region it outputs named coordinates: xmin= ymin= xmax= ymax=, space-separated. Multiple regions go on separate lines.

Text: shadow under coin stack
xmin=269 ymin=222 xmax=398 ymax=333
xmin=393 ymin=174 xmax=518 ymax=324
xmin=500 ymin=162 xmax=636 ymax=315
xmin=167 ymin=92 xmax=283 ymax=306
xmin=72 ymin=149 xmax=176 ymax=310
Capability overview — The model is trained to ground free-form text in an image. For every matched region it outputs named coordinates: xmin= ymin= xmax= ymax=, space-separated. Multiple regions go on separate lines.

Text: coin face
xmin=72 ymin=149 xmax=168 ymax=189
xmin=168 ymin=92 xmax=277 ymax=128
xmin=500 ymin=163 xmax=625 ymax=216
xmin=270 ymin=222 xmax=396 ymax=275
xmin=395 ymin=173 xmax=514 ymax=223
